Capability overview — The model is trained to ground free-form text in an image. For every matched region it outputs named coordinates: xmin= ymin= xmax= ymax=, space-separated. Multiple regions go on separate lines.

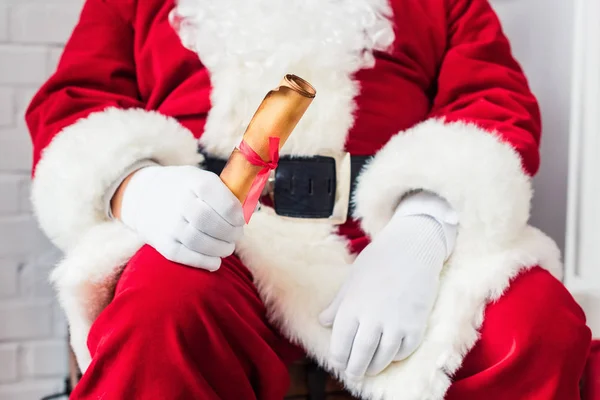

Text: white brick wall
xmin=0 ymin=4 xmax=8 ymax=42
xmin=0 ymin=344 xmax=19 ymax=383
xmin=9 ymin=4 xmax=83 ymax=45
xmin=0 ymin=46 xmax=48 ymax=85
xmin=0 ymin=88 xmax=13 ymax=126
xmin=0 ymin=0 xmax=85 ymax=398
xmin=21 ymin=341 xmax=68 ymax=378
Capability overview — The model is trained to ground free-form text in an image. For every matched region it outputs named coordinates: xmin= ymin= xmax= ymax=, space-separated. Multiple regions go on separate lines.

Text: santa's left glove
xmin=319 ymin=191 xmax=457 ymax=380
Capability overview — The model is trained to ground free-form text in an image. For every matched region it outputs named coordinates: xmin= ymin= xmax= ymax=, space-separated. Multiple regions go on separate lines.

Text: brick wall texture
xmin=0 ymin=1 xmax=85 ymax=398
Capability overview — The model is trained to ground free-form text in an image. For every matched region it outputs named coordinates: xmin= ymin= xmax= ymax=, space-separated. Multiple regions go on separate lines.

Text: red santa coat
xmin=26 ymin=0 xmax=562 ymax=398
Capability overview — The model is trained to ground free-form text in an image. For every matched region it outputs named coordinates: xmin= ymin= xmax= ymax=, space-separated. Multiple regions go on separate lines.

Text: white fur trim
xmin=171 ymin=0 xmax=394 ymax=158
xmin=50 ymin=223 xmax=143 ymax=372
xmin=240 ymin=215 xmax=561 ymax=399
xmin=31 ymin=107 xmax=202 ymax=251
xmin=235 ymin=120 xmax=563 ymax=398
xmin=353 ymin=119 xmax=535 ymax=253
xmin=31 ymin=107 xmax=201 ymax=371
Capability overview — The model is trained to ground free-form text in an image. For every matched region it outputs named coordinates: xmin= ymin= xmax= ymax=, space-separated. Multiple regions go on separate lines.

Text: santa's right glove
xmin=109 ymin=163 xmax=245 ymax=271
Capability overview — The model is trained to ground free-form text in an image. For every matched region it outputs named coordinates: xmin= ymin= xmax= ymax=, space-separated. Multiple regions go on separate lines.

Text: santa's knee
xmin=481 ymin=266 xmax=591 ymax=363
xmin=114 ymin=245 xmax=232 ymax=336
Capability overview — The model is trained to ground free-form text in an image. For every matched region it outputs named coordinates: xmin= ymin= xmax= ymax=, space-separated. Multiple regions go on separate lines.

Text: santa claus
xmin=26 ymin=0 xmax=591 ymax=398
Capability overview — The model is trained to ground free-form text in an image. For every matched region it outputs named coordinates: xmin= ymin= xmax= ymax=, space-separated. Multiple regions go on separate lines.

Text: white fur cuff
xmin=31 ymin=107 xmax=202 ymax=251
xmin=353 ymin=119 xmax=533 ymax=252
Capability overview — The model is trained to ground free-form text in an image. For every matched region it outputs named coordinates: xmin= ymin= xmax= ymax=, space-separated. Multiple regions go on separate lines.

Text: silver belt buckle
xmin=263 ymin=152 xmax=351 ymax=225
xmin=327 ymin=151 xmax=351 ymax=225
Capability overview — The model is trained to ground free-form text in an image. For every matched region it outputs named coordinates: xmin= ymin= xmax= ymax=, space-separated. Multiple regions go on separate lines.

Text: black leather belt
xmin=201 ymin=152 xmax=371 ymax=224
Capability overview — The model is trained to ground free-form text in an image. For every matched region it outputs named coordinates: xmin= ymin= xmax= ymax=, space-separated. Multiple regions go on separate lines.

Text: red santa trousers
xmin=70 ymin=245 xmax=591 ymax=400
xmin=582 ymin=341 xmax=600 ymax=400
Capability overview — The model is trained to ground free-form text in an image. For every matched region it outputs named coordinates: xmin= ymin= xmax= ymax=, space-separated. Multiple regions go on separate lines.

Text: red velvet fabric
xmin=447 ymin=267 xmax=591 ymax=400
xmin=26 ymin=0 xmax=541 ymax=178
xmin=71 ymin=246 xmax=304 ymax=400
xmin=582 ymin=341 xmax=600 ymax=400
xmin=70 ymin=247 xmax=591 ymax=400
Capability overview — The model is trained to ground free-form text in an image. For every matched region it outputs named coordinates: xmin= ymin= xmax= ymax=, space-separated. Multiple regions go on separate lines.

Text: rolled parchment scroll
xmin=219 ymin=74 xmax=316 ymax=221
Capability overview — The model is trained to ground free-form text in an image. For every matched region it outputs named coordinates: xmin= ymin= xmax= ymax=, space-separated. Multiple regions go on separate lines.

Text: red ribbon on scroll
xmin=237 ymin=137 xmax=280 ymax=223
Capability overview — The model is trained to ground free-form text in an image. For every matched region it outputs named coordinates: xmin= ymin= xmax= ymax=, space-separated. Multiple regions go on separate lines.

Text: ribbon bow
xmin=238 ymin=137 xmax=280 ymax=223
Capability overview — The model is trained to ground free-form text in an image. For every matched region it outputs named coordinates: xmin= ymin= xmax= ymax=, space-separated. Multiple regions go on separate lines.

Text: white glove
xmin=319 ymin=192 xmax=457 ymax=380
xmin=118 ymin=164 xmax=245 ymax=271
